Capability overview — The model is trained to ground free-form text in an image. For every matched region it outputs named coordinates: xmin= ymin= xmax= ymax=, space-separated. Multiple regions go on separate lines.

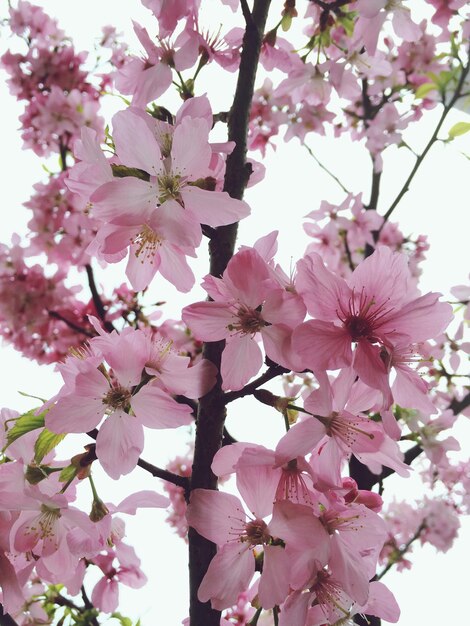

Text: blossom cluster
xmin=0 ymin=1 xmax=469 ymax=625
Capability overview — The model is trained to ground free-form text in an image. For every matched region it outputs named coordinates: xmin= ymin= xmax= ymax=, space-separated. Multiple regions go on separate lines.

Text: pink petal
xmin=198 ymin=542 xmax=253 ymax=610
xmin=158 ymin=243 xmax=195 ymax=293
xmin=330 ymin=534 xmax=369 ymax=605
xmin=211 ymin=442 xmax=254 ymax=477
xmin=92 ymin=577 xmax=119 ymax=613
xmin=392 ymin=364 xmax=437 ymax=414
xmin=158 ymin=356 xmax=217 ymax=398
xmin=383 ymin=293 xmax=453 ymax=342
xmin=292 ymin=320 xmax=353 ymax=371
xmin=116 ymin=490 xmax=170 ymax=513
xmin=46 ymin=394 xmax=104 ymax=434
xmin=296 ymin=252 xmax=351 ymax=319
xmin=258 ymin=545 xmax=290 ymax=609
xmin=186 ymin=489 xmax=244 ymax=545
xmin=278 ymin=591 xmax=311 ymax=626
xmin=91 ymin=177 xmax=156 ymax=222
xmin=364 ymin=581 xmax=400 ymax=623
xmin=236 ymin=464 xmax=280 ymax=519
xmin=353 ymin=341 xmax=393 ymax=408
xmin=182 ymin=302 xmax=234 ymax=341
xmin=112 ymin=108 xmax=163 ymax=175
xmin=126 ymin=243 xmax=160 ymax=292
xmin=221 ymin=336 xmax=263 ymax=391
xmin=95 ymin=411 xmax=144 ymax=479
xmin=181 ymin=186 xmax=250 ymax=227
xmin=172 ymin=117 xmax=211 ymax=178
xmin=131 ymin=384 xmax=193 ymax=429
xmin=275 ymin=418 xmax=326 ymax=461
xmin=225 ymin=248 xmax=272 ymax=308
xmin=263 ymin=289 xmax=306 ymax=327
xmin=133 ymin=63 xmax=173 ymax=107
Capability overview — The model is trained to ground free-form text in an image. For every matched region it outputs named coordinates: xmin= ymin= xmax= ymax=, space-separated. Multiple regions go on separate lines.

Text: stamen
xmin=132 ymin=225 xmax=162 ymax=263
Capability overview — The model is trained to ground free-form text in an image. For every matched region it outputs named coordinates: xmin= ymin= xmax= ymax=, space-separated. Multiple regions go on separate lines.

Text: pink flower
xmin=186 ymin=489 xmax=286 ymax=610
xmin=45 ymin=329 xmax=193 ymax=479
xmin=182 ymin=247 xmax=305 ymax=390
xmin=90 ymin=107 xmax=249 ymax=291
xmin=293 ymin=247 xmax=452 ymax=394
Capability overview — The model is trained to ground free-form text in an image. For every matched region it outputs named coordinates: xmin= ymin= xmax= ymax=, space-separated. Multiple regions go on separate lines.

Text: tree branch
xmin=379 ymin=47 xmax=470 ymax=229
xmin=85 ymin=264 xmax=115 ymax=333
xmin=86 ymin=430 xmax=189 ymax=491
xmin=224 ymin=364 xmax=289 ymax=403
xmin=48 ymin=310 xmax=95 ymax=337
xmin=0 ymin=605 xmax=19 ymax=626
xmin=188 ymin=2 xmax=272 ymax=625
xmin=376 ymin=522 xmax=426 ymax=581
xmin=303 ymin=143 xmax=351 ymax=194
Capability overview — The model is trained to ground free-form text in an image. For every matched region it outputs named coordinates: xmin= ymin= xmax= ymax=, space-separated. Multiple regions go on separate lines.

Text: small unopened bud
xmin=263 ymin=28 xmax=277 ymax=47
xmin=89 ymin=498 xmax=109 ymax=522
xmin=70 ymin=444 xmax=97 ymax=480
xmin=253 ymin=389 xmax=279 ymax=407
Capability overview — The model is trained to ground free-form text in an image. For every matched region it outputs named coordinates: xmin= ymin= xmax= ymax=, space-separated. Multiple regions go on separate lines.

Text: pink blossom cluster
xmin=0 ymin=240 xmax=96 ymax=364
xmin=0 ymin=410 xmax=168 ymax=618
xmin=163 ymin=447 xmax=193 ymax=540
xmin=24 ymin=172 xmax=98 ymax=267
xmin=44 ymin=321 xmax=216 ymax=479
xmin=1 ymin=1 xmax=103 ymax=157
xmin=0 ymin=1 xmax=469 ymax=624
xmin=68 ymin=95 xmax=249 ymax=292
xmin=381 ymin=495 xmax=461 ymax=570
xmin=187 ymin=445 xmax=399 ymax=624
xmin=245 ymin=1 xmax=470 ymax=167
xmin=302 ymin=194 xmax=431 ymax=281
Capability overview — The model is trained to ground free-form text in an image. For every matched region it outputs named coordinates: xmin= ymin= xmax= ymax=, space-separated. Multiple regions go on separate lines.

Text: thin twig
xmin=224 ymin=364 xmax=289 ymax=403
xmin=86 ymin=430 xmax=190 ymax=491
xmin=85 ymin=264 xmax=115 ymax=333
xmin=377 ymin=522 xmax=426 ymax=580
xmin=304 ymin=143 xmax=351 ymax=194
xmin=379 ymin=46 xmax=470 ymax=230
xmin=48 ymin=310 xmax=95 ymax=337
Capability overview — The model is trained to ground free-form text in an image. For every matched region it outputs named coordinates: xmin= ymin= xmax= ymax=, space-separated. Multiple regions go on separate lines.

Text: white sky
xmin=0 ymin=1 xmax=469 ymax=625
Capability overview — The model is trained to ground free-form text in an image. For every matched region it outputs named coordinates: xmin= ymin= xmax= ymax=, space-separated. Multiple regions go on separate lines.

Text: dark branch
xmin=379 ymin=46 xmax=470 ymax=229
xmin=189 ymin=2 xmax=272 ymax=625
xmin=0 ymin=605 xmax=20 ymax=626
xmin=86 ymin=430 xmax=189 ymax=491
xmin=85 ymin=264 xmax=115 ymax=333
xmin=224 ymin=364 xmax=289 ymax=403
xmin=48 ymin=310 xmax=95 ymax=338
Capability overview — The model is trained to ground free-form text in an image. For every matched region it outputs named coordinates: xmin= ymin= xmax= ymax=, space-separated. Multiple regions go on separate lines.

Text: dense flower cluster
xmin=0 ymin=0 xmax=469 ymax=624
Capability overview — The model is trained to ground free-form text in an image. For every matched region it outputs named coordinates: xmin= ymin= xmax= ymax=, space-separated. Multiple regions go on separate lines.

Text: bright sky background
xmin=1 ymin=1 xmax=470 ymax=625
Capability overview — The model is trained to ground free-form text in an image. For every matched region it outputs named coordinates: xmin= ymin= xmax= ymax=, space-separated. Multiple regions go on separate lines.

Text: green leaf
xmin=448 ymin=121 xmax=470 ymax=138
xmin=415 ymin=83 xmax=436 ymax=99
xmin=34 ymin=429 xmax=67 ymax=463
xmin=5 ymin=410 xmax=46 ymax=448
xmin=59 ymin=464 xmax=78 ymax=483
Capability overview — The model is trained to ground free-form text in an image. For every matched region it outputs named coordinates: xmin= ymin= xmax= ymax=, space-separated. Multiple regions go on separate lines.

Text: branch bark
xmin=188 ymin=2 xmax=272 ymax=624
xmin=0 ymin=605 xmax=19 ymax=626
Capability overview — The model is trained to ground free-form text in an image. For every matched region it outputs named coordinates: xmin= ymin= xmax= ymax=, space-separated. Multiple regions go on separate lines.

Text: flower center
xmin=157 ymin=173 xmax=181 ymax=203
xmin=38 ymin=504 xmax=62 ymax=539
xmin=228 ymin=305 xmax=268 ymax=335
xmin=337 ymin=288 xmax=392 ymax=342
xmin=242 ymin=519 xmax=270 ymax=546
xmin=102 ymin=385 xmax=132 ymax=411
xmin=132 ymin=224 xmax=162 ymax=262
